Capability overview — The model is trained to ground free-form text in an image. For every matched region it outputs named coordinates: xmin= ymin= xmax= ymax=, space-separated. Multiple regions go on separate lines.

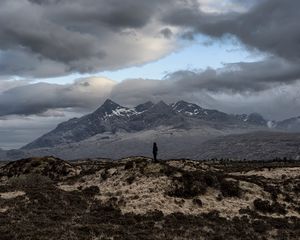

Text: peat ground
xmin=0 ymin=156 xmax=299 ymax=239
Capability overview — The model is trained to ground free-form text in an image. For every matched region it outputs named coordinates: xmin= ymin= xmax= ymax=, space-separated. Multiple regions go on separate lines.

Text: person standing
xmin=153 ymin=142 xmax=158 ymax=162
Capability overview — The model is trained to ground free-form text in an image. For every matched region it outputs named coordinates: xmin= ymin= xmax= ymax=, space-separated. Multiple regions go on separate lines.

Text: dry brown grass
xmin=1 ymin=157 xmax=300 ymax=240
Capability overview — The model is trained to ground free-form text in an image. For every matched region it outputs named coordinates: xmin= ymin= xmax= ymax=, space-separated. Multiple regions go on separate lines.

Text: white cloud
xmin=197 ymin=0 xmax=250 ymax=13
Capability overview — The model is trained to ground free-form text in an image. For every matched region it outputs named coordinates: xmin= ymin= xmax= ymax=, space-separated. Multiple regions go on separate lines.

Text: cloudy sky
xmin=0 ymin=0 xmax=300 ymax=149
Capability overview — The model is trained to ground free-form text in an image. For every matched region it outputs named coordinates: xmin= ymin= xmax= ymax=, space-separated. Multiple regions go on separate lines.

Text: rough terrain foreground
xmin=0 ymin=157 xmax=300 ymax=240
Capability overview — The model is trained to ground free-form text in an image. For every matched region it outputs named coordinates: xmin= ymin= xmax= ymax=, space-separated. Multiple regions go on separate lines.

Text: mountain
xmin=22 ymin=99 xmax=182 ymax=149
xmin=172 ymin=100 xmax=235 ymax=122
xmin=3 ymin=98 xmax=300 ymax=161
xmin=0 ymin=148 xmax=6 ymax=159
xmin=236 ymin=113 xmax=268 ymax=126
xmin=22 ymin=99 xmax=268 ymax=150
xmin=171 ymin=100 xmax=267 ymax=126
xmin=276 ymin=116 xmax=300 ymax=132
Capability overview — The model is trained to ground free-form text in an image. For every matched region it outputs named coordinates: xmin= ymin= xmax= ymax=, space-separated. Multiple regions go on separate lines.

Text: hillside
xmin=3 ymin=130 xmax=300 ymax=161
xmin=197 ymin=131 xmax=300 ymax=160
xmin=0 ymin=156 xmax=299 ymax=239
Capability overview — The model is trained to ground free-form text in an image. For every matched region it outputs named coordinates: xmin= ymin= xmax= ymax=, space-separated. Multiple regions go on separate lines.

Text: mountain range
xmin=22 ymin=99 xmax=269 ymax=149
xmin=1 ymin=99 xmax=300 ymax=160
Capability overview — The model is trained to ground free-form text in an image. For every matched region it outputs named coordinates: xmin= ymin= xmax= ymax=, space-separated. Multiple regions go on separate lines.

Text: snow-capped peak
xmin=172 ymin=100 xmax=203 ymax=115
xmin=104 ymin=107 xmax=138 ymax=118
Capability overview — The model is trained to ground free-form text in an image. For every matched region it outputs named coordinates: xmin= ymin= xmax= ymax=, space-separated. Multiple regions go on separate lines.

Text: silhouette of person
xmin=153 ymin=142 xmax=158 ymax=162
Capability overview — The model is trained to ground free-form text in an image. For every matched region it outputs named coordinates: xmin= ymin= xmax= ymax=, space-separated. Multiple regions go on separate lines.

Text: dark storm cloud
xmin=159 ymin=0 xmax=300 ymax=98
xmin=0 ymin=77 xmax=115 ymax=116
xmin=228 ymin=0 xmax=300 ymax=61
xmin=0 ymin=0 xmax=298 ymax=81
xmin=0 ymin=83 xmax=80 ymax=116
xmin=0 ymin=0 xmax=173 ymax=77
xmin=160 ymin=28 xmax=173 ymax=39
xmin=163 ymin=0 xmax=300 ymax=61
xmin=170 ymin=58 xmax=300 ymax=93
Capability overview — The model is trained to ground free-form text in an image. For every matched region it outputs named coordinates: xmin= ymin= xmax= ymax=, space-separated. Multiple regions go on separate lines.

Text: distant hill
xmin=197 ymin=131 xmax=300 ymax=160
xmin=275 ymin=116 xmax=300 ymax=132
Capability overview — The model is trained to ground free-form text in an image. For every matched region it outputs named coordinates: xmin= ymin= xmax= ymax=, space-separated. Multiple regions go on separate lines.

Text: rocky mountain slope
xmin=276 ymin=116 xmax=300 ymax=132
xmin=0 ymin=156 xmax=299 ymax=239
xmin=21 ymin=99 xmax=268 ymax=150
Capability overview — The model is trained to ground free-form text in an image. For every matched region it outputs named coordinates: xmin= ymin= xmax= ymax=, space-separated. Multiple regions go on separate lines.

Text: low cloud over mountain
xmin=1 ymin=71 xmax=300 ymax=121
